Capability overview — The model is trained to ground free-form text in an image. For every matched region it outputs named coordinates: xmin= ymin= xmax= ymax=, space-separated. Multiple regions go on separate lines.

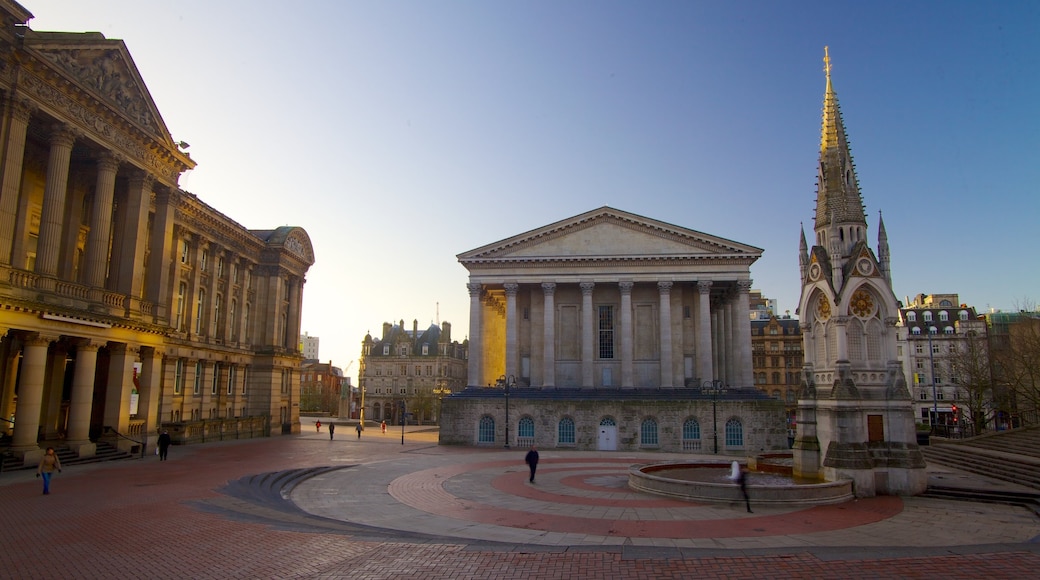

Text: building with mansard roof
xmin=358 ymin=320 xmax=467 ymax=425
xmin=792 ymin=49 xmax=926 ymax=496
xmin=440 ymin=206 xmax=787 ymax=453
xmin=0 ymin=2 xmax=313 ymax=466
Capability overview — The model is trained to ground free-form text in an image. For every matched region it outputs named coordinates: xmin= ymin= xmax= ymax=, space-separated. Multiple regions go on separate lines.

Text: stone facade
xmin=793 ymin=49 xmax=926 ymax=496
xmin=0 ymin=4 xmax=313 ymax=464
xmin=439 ymin=389 xmax=787 ymax=453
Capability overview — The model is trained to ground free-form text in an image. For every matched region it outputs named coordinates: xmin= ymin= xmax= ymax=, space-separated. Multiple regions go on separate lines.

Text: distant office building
xmin=300 ymin=360 xmax=344 ymax=415
xmin=751 ymin=313 xmax=802 ymax=429
xmin=897 ymin=294 xmax=985 ymax=430
xmin=300 ymin=332 xmax=320 ymax=360
xmin=358 ymin=320 xmax=467 ymax=424
xmin=748 ymin=290 xmax=779 ymax=320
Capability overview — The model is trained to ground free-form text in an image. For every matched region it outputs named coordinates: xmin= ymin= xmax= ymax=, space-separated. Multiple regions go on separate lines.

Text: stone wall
xmin=439 ymin=395 xmax=788 ymax=454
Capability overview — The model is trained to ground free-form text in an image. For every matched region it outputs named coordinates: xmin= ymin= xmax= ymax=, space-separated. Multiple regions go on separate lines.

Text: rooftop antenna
xmin=436 ymin=302 xmax=440 ymax=326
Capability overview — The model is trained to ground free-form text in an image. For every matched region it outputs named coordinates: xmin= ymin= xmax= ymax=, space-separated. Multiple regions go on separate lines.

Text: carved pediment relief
xmin=458 ymin=207 xmax=762 ymax=265
xmin=37 ymin=47 xmax=157 ymax=134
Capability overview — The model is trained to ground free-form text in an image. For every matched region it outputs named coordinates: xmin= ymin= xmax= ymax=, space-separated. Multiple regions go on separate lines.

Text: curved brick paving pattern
xmin=2 ymin=426 xmax=1039 ymax=578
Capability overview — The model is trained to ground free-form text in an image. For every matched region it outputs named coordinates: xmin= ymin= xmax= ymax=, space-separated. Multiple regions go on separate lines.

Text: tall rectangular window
xmin=176 ymin=283 xmax=186 ymax=331
xmin=598 ymin=305 xmax=615 ymax=359
xmin=194 ymin=361 xmax=203 ymax=395
xmin=211 ymin=362 xmax=220 ymax=395
xmin=174 ymin=359 xmax=183 ymax=395
xmin=227 ymin=365 xmax=235 ymax=395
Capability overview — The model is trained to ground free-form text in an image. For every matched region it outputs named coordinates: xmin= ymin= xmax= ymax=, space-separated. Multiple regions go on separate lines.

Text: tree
xmin=947 ymin=331 xmax=994 ymax=434
xmin=993 ymin=314 xmax=1040 ymax=425
xmin=408 ymin=389 xmax=435 ymax=426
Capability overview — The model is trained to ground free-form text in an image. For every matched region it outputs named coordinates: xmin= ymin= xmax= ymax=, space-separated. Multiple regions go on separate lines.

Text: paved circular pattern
xmin=387 ymin=456 xmax=906 ymax=539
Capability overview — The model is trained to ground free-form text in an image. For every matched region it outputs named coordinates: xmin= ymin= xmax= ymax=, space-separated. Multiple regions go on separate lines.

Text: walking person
xmin=737 ymin=464 xmax=752 ymax=513
xmin=381 ymin=420 xmax=386 ymax=434
xmin=36 ymin=447 xmax=62 ymax=495
xmin=356 ymin=423 xmax=363 ymax=439
xmin=157 ymin=430 xmax=172 ymax=461
xmin=525 ymin=445 xmax=539 ymax=483
xmin=328 ymin=423 xmax=335 ymax=440
xmin=315 ymin=420 xmax=321 ymax=432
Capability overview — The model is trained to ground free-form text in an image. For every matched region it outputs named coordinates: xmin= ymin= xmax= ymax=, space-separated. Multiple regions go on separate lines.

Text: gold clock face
xmin=851 ymin=288 xmax=876 ymax=318
xmin=815 ymin=294 xmax=831 ymax=321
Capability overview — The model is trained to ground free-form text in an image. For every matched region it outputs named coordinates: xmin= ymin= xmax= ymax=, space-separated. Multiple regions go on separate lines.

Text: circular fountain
xmin=628 ymin=455 xmax=854 ymax=506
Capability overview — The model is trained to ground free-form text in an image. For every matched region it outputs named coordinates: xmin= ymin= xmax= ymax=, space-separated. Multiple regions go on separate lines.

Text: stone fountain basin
xmin=628 ymin=462 xmax=854 ymax=506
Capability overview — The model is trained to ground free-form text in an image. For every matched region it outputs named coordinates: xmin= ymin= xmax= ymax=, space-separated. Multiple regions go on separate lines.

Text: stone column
xmin=735 ymin=280 xmax=754 ymax=387
xmin=658 ymin=281 xmax=674 ymax=388
xmin=115 ymin=173 xmax=154 ymax=301
xmin=580 ymin=282 xmax=595 ymax=387
xmin=884 ymin=316 xmax=900 ymax=363
xmin=35 ymin=126 xmax=77 ymax=277
xmin=104 ymin=343 xmax=137 ymax=444
xmin=619 ymin=282 xmax=634 ymax=388
xmin=287 ymin=276 xmax=302 ymax=350
xmin=0 ymin=99 xmax=33 ymax=265
xmin=711 ymin=308 xmax=721 ymax=381
xmin=541 ymin=282 xmax=556 ymax=388
xmin=11 ymin=335 xmax=52 ymax=456
xmin=696 ymin=281 xmax=714 ymax=382
xmin=724 ymin=297 xmax=735 ymax=383
xmin=83 ymin=152 xmax=120 ymax=289
xmin=67 ymin=341 xmax=99 ymax=456
xmin=138 ymin=346 xmax=163 ymax=444
xmin=146 ymin=188 xmax=177 ymax=319
xmin=504 ymin=283 xmax=519 ymax=380
xmin=467 ymin=282 xmax=483 ymax=387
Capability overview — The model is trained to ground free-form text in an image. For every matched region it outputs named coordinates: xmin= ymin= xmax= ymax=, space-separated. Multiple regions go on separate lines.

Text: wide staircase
xmin=921 ymin=427 xmax=1040 ymax=513
xmin=0 ymin=440 xmax=135 ymax=473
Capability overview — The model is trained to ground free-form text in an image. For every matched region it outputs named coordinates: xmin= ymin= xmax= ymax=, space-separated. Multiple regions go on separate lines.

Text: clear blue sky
xmin=28 ymin=1 xmax=1040 ymax=382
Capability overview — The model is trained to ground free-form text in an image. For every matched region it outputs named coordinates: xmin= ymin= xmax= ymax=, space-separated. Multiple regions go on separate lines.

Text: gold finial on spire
xmin=823 ymin=46 xmax=831 ymax=79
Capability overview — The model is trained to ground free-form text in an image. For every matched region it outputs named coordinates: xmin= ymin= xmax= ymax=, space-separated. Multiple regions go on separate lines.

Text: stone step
xmin=0 ymin=441 xmax=134 ymax=473
xmin=922 ymin=447 xmax=1040 ymax=490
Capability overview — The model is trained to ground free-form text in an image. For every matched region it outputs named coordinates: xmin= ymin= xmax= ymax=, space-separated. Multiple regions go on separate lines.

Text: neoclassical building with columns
xmin=440 ymin=207 xmax=787 ymax=453
xmin=0 ymin=2 xmax=313 ymax=466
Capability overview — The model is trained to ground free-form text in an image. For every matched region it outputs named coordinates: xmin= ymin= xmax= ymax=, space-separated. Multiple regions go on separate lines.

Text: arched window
xmin=558 ymin=417 xmax=576 ymax=445
xmin=959 ymin=310 xmax=969 ymax=321
xmin=682 ymin=418 xmax=701 ymax=451
xmin=912 ymin=327 xmax=921 ymax=335
xmin=478 ymin=416 xmax=495 ymax=444
xmin=517 ymin=416 xmax=534 ymax=447
xmin=939 ymin=311 xmax=949 ymax=322
xmin=907 ymin=312 xmax=917 ymax=322
xmin=771 ymin=389 xmax=781 ymax=400
xmin=865 ymin=319 xmax=883 ymax=361
xmin=786 ymin=389 xmax=797 ymax=403
xmin=725 ymin=418 xmax=744 ymax=448
xmin=847 ymin=318 xmax=864 ymax=361
xmin=944 ymin=326 xmax=955 ymax=335
xmin=640 ymin=418 xmax=659 ymax=447
xmin=373 ymin=402 xmax=381 ymax=420
xmin=923 ymin=311 xmax=933 ymax=323
xmin=772 ymin=372 xmax=781 ymax=385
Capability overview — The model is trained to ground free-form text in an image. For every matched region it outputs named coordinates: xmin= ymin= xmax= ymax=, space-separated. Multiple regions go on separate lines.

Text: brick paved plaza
xmin=2 ymin=422 xmax=1039 ymax=579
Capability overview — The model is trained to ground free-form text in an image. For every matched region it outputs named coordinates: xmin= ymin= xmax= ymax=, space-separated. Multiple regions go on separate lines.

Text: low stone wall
xmin=160 ymin=416 xmax=271 ymax=445
xmin=439 ymin=393 xmax=788 ymax=453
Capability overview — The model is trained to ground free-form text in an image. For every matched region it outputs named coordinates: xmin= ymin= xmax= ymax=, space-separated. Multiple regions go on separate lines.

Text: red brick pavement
xmin=1 ymin=435 xmax=1038 ymax=579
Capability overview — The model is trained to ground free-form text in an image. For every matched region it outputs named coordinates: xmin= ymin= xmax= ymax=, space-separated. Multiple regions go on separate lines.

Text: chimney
xmin=442 ymin=321 xmax=451 ymax=342
xmin=382 ymin=322 xmax=391 ymax=339
xmin=413 ymin=319 xmax=418 ymax=338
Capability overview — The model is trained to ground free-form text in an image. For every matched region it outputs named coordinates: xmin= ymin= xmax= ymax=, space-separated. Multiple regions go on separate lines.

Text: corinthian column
xmin=67 ymin=342 xmax=100 ymax=456
xmin=580 ymin=282 xmax=595 ymax=387
xmin=696 ymin=281 xmax=714 ymax=382
xmin=735 ymin=280 xmax=754 ymax=387
xmin=36 ymin=126 xmax=77 ymax=277
xmin=619 ymin=281 xmax=634 ymax=388
xmin=467 ymin=283 xmax=483 ymax=387
xmin=542 ymin=282 xmax=556 ymax=387
xmin=0 ymin=98 xmax=33 ymax=264
xmin=504 ymin=283 xmax=519 ymax=380
xmin=11 ymin=335 xmax=53 ymax=454
xmin=658 ymin=281 xmax=674 ymax=387
xmin=83 ymin=152 xmax=120 ymax=288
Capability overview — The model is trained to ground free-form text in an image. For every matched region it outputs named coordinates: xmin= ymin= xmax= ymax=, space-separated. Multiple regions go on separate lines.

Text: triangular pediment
xmin=27 ymin=31 xmax=173 ymax=144
xmin=458 ymin=207 xmax=762 ymax=265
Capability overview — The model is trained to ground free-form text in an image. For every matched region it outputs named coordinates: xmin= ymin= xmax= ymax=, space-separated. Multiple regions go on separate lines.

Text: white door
xmin=598 ymin=418 xmax=618 ymax=451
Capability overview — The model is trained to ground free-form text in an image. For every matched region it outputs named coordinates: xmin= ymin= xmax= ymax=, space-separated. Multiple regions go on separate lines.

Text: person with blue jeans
xmin=36 ymin=447 xmax=62 ymax=495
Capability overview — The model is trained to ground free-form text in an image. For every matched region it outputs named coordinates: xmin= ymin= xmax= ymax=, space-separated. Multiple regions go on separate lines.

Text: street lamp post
xmin=500 ymin=375 xmax=515 ymax=448
xmin=701 ymin=380 xmax=728 ymax=454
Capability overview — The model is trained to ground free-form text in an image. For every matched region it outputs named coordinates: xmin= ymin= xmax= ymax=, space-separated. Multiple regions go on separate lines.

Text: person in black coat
xmin=524 ymin=445 xmax=539 ymax=483
xmin=328 ymin=423 xmax=335 ymax=440
xmin=157 ymin=430 xmax=172 ymax=461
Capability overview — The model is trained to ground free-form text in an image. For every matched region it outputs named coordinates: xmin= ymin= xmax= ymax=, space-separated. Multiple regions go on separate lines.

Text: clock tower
xmin=793 ymin=48 xmax=926 ymax=496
